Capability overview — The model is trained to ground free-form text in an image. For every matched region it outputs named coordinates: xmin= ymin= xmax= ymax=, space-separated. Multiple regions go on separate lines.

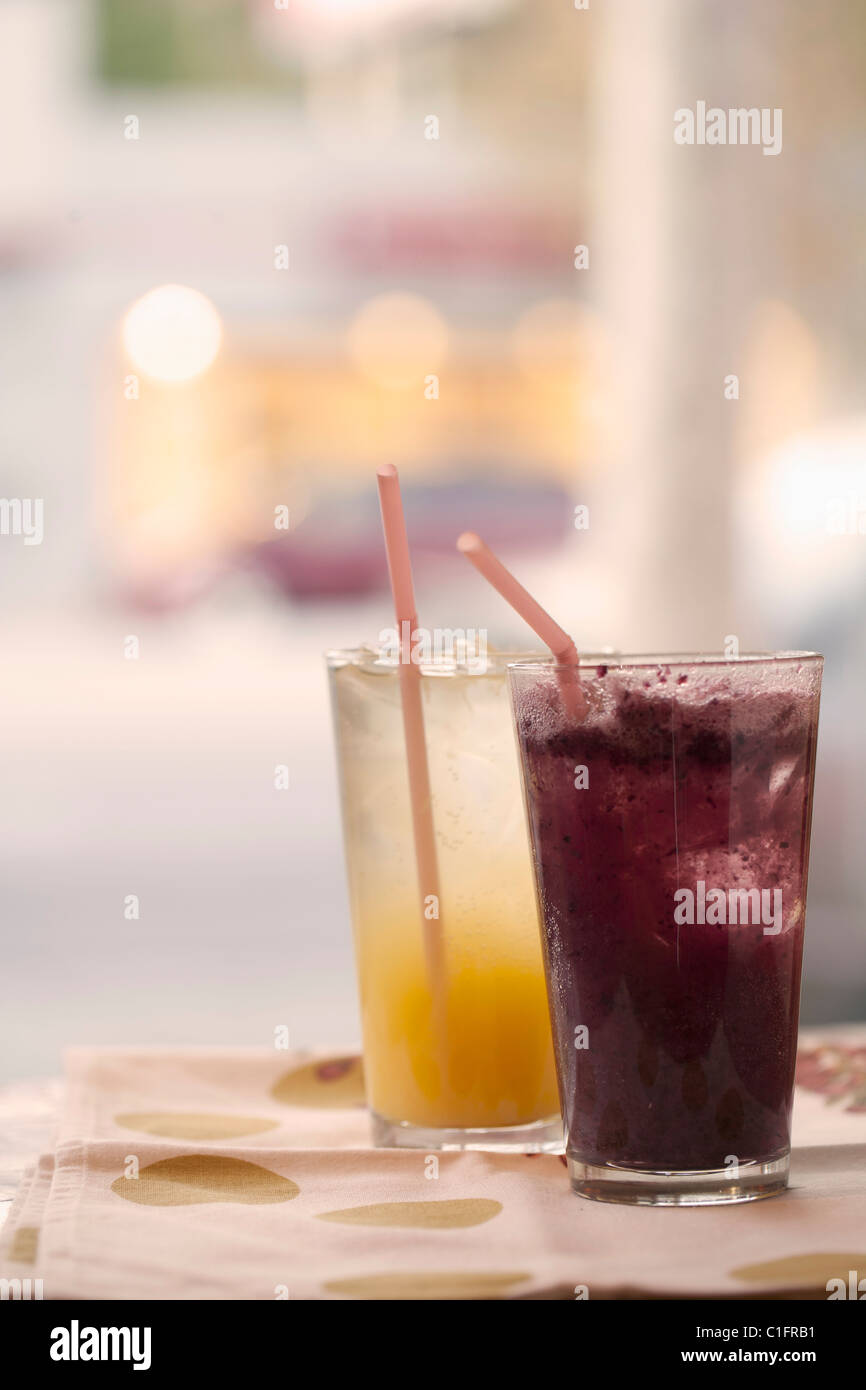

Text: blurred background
xmin=2 ymin=0 xmax=864 ymax=1081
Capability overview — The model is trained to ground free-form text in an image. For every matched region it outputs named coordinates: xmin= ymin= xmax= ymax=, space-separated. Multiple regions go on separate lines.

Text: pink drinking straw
xmin=377 ymin=467 xmax=445 ymax=990
xmin=456 ymin=531 xmax=585 ymax=716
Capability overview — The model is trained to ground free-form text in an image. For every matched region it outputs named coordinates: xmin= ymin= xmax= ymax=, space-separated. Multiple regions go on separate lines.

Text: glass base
xmin=371 ymin=1110 xmax=563 ymax=1153
xmin=568 ymin=1153 xmax=789 ymax=1206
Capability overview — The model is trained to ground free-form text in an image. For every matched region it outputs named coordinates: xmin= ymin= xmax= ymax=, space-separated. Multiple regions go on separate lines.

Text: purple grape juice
xmin=509 ymin=655 xmax=822 ymax=1192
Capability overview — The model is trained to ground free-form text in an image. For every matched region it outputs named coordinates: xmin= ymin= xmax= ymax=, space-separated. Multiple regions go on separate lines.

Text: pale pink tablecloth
xmin=1 ymin=1032 xmax=865 ymax=1300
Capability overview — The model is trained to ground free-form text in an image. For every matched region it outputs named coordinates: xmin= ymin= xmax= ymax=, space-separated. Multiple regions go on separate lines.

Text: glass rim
xmin=507 ymin=650 xmax=823 ymax=674
xmin=326 ymin=642 xmax=546 ymax=676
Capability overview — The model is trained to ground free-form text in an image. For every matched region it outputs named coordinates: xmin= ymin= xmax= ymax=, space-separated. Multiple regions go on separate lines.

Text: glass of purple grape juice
xmin=509 ymin=653 xmax=823 ymax=1205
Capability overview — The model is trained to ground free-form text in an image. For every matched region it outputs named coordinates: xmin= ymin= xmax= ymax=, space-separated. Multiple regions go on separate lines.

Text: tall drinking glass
xmin=328 ymin=645 xmax=560 ymax=1150
xmin=508 ymin=653 xmax=822 ymax=1204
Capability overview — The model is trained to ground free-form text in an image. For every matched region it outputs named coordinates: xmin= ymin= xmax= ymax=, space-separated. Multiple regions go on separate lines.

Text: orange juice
xmin=355 ymin=902 xmax=558 ymax=1129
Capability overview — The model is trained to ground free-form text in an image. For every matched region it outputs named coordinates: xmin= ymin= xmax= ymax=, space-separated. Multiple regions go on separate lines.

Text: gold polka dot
xmin=316 ymin=1199 xmax=502 ymax=1229
xmin=111 ymin=1154 xmax=299 ymax=1207
xmin=324 ymin=1271 xmax=530 ymax=1300
xmin=8 ymin=1226 xmax=38 ymax=1264
xmin=271 ymin=1056 xmax=365 ymax=1109
xmin=114 ymin=1112 xmax=279 ymax=1141
xmin=731 ymin=1253 xmax=866 ymax=1288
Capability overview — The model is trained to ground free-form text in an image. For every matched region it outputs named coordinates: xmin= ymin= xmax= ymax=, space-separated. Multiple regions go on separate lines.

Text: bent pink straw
xmin=377 ymin=466 xmax=445 ymax=988
xmin=456 ymin=532 xmax=585 ymax=714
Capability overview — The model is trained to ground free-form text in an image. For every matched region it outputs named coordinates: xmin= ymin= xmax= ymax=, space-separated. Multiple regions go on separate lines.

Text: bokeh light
xmin=347 ymin=292 xmax=448 ymax=390
xmin=122 ymin=285 xmax=223 ymax=384
xmin=509 ymin=298 xmax=605 ymax=383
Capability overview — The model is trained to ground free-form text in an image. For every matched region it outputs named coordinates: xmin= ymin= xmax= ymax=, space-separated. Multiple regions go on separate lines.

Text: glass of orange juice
xmin=327 ymin=642 xmax=561 ymax=1151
